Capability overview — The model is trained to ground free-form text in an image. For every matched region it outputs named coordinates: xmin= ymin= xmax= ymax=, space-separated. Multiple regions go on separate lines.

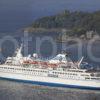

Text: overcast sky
xmin=0 ymin=0 xmax=100 ymax=32
xmin=1 ymin=0 xmax=100 ymax=18
xmin=0 ymin=0 xmax=100 ymax=11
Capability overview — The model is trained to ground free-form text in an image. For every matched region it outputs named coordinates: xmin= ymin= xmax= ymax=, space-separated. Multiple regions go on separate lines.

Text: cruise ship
xmin=0 ymin=44 xmax=100 ymax=90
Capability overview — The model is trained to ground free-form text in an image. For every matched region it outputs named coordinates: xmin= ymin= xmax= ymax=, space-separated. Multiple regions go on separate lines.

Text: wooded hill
xmin=31 ymin=10 xmax=100 ymax=36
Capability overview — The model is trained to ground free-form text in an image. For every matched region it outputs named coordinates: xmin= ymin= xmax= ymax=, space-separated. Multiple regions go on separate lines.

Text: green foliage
xmin=31 ymin=10 xmax=100 ymax=35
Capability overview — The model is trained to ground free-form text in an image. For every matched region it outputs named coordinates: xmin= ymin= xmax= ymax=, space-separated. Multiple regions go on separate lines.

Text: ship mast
xmin=15 ymin=44 xmax=23 ymax=58
xmin=13 ymin=44 xmax=23 ymax=65
xmin=77 ymin=57 xmax=84 ymax=68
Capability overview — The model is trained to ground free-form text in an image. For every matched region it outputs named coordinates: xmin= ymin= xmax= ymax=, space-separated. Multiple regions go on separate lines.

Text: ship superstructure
xmin=0 ymin=45 xmax=100 ymax=90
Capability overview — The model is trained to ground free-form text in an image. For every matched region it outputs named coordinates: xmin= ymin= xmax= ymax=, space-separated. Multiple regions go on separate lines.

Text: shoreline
xmin=24 ymin=28 xmax=100 ymax=43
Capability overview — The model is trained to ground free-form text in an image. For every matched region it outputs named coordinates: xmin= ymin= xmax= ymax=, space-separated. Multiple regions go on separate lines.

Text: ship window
xmin=91 ymin=78 xmax=99 ymax=80
xmin=81 ymin=74 xmax=89 ymax=76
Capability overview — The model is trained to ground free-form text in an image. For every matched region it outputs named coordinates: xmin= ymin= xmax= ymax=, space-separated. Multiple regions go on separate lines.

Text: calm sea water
xmin=0 ymin=79 xmax=100 ymax=100
xmin=0 ymin=31 xmax=100 ymax=100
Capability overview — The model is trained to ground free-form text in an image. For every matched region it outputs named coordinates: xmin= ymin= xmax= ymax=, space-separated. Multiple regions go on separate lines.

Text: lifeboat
xmin=23 ymin=60 xmax=30 ymax=64
xmin=47 ymin=63 xmax=58 ymax=68
xmin=23 ymin=60 xmax=38 ymax=65
xmin=29 ymin=61 xmax=38 ymax=65
xmin=39 ymin=62 xmax=48 ymax=66
xmin=23 ymin=60 xmax=59 ymax=68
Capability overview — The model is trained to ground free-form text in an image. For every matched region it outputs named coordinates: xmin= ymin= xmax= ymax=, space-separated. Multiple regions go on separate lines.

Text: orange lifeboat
xmin=23 ymin=60 xmax=30 ymax=64
xmin=30 ymin=61 xmax=38 ymax=65
xmin=47 ymin=63 xmax=58 ymax=68
xmin=39 ymin=62 xmax=48 ymax=66
xmin=23 ymin=60 xmax=59 ymax=68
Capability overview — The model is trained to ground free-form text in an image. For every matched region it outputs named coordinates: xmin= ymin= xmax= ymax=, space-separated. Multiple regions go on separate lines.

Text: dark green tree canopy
xmin=31 ymin=10 xmax=100 ymax=35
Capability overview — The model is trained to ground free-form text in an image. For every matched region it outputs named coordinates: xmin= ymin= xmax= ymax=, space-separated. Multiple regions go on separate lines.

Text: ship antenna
xmin=19 ymin=43 xmax=23 ymax=52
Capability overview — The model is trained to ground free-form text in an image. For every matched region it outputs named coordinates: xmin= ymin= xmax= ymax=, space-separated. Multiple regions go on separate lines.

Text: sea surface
xmin=0 ymin=80 xmax=100 ymax=100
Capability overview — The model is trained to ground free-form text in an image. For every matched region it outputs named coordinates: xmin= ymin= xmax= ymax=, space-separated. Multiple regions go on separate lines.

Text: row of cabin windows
xmin=0 ymin=67 xmax=47 ymax=76
xmin=0 ymin=67 xmax=84 ymax=78
xmin=53 ymin=72 xmax=77 ymax=76
xmin=91 ymin=78 xmax=100 ymax=80
xmin=81 ymin=74 xmax=89 ymax=77
xmin=0 ymin=67 xmax=84 ymax=79
xmin=67 ymin=70 xmax=84 ymax=73
xmin=0 ymin=67 xmax=47 ymax=73
xmin=0 ymin=67 xmax=77 ymax=76
xmin=85 ymin=77 xmax=100 ymax=80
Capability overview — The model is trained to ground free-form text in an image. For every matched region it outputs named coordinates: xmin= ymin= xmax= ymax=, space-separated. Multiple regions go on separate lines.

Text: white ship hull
xmin=0 ymin=45 xmax=100 ymax=90
xmin=0 ymin=71 xmax=100 ymax=90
